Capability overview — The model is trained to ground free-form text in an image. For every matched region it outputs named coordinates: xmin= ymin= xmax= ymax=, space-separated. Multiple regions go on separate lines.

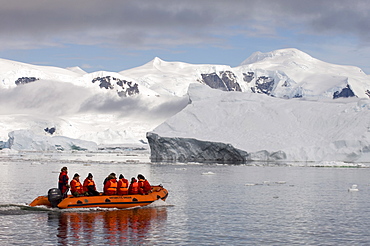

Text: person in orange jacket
xmin=137 ymin=174 xmax=152 ymax=194
xmin=83 ymin=173 xmax=100 ymax=196
xmin=104 ymin=173 xmax=117 ymax=195
xmin=70 ymin=173 xmax=85 ymax=197
xmin=103 ymin=173 xmax=116 ymax=186
xmin=117 ymin=174 xmax=129 ymax=195
xmin=128 ymin=177 xmax=139 ymax=195
xmin=58 ymin=166 xmax=69 ymax=197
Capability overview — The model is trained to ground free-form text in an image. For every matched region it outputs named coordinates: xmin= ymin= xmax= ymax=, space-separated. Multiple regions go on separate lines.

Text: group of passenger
xmin=58 ymin=166 xmax=152 ymax=197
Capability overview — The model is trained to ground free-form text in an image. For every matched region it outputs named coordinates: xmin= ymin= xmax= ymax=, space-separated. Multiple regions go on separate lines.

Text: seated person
xmin=83 ymin=173 xmax=100 ymax=196
xmin=70 ymin=173 xmax=85 ymax=197
xmin=137 ymin=174 xmax=152 ymax=194
xmin=103 ymin=172 xmax=116 ymax=186
xmin=128 ymin=177 xmax=139 ymax=195
xmin=117 ymin=174 xmax=129 ymax=195
xmin=103 ymin=173 xmax=117 ymax=195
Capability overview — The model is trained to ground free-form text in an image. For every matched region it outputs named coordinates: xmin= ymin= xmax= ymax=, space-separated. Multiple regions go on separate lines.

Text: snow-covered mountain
xmin=0 ymin=48 xmax=370 ymax=160
xmin=0 ymin=58 xmax=158 ymax=97
xmin=121 ymin=48 xmax=370 ymax=100
xmin=0 ymin=58 xmax=187 ymax=150
xmin=119 ymin=57 xmax=234 ymax=97
xmin=239 ymin=48 xmax=370 ymax=99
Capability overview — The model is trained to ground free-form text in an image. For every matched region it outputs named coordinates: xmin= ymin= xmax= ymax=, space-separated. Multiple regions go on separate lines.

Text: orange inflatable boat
xmin=29 ymin=185 xmax=168 ymax=209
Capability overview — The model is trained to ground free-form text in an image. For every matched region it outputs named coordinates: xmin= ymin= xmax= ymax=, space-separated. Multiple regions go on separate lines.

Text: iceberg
xmin=147 ymin=83 xmax=370 ymax=163
xmin=7 ymin=129 xmax=98 ymax=151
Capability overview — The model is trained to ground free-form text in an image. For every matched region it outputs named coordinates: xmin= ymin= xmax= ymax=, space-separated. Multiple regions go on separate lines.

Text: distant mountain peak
xmin=240 ymin=48 xmax=314 ymax=65
xmin=151 ymin=57 xmax=165 ymax=66
xmin=65 ymin=66 xmax=87 ymax=75
xmin=152 ymin=57 xmax=163 ymax=62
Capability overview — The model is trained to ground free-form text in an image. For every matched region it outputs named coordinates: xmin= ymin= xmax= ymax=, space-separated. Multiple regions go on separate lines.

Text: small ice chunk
xmin=348 ymin=184 xmax=359 ymax=192
xmin=275 ymin=181 xmax=286 ymax=184
xmin=201 ymin=171 xmax=215 ymax=175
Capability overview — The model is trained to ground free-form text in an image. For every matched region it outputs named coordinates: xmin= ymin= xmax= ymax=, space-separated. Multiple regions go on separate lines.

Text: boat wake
xmin=146 ymin=199 xmax=173 ymax=208
xmin=0 ymin=203 xmax=55 ymax=215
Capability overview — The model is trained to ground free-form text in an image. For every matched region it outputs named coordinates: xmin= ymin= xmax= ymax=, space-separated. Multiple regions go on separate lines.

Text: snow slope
xmin=120 ymin=57 xmax=232 ymax=97
xmin=239 ymin=48 xmax=370 ymax=99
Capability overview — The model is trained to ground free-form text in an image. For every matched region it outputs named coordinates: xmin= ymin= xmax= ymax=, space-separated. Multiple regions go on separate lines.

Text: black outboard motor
xmin=48 ymin=188 xmax=62 ymax=208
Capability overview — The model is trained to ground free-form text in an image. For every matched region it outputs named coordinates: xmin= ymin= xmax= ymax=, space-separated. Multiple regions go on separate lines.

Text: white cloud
xmin=0 ymin=79 xmax=188 ymax=121
xmin=0 ymin=80 xmax=92 ymax=116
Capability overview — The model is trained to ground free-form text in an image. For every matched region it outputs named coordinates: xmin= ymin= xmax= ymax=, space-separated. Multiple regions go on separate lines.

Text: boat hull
xmin=29 ymin=186 xmax=168 ymax=209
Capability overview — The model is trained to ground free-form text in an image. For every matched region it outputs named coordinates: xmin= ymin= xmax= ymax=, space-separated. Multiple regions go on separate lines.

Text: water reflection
xmin=48 ymin=207 xmax=167 ymax=245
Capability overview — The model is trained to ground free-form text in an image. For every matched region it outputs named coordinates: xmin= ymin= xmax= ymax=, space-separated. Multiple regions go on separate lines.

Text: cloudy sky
xmin=1 ymin=0 xmax=369 ymax=73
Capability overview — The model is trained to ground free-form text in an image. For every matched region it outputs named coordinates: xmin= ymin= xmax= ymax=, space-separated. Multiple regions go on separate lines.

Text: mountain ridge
xmin=240 ymin=48 xmax=316 ymax=65
xmin=0 ymin=48 xmax=369 ymax=99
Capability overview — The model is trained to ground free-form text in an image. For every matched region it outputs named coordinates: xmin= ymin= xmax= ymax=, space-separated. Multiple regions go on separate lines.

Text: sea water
xmin=1 ymin=158 xmax=370 ymax=245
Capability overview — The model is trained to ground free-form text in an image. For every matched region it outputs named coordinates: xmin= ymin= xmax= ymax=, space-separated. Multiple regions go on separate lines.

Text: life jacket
xmin=83 ymin=178 xmax=96 ymax=192
xmin=138 ymin=179 xmax=152 ymax=193
xmin=117 ymin=178 xmax=129 ymax=195
xmin=138 ymin=179 xmax=145 ymax=186
xmin=104 ymin=179 xmax=117 ymax=195
xmin=138 ymin=179 xmax=145 ymax=194
xmin=58 ymin=171 xmax=69 ymax=194
xmin=59 ymin=171 xmax=69 ymax=184
xmin=129 ymin=181 xmax=139 ymax=194
xmin=70 ymin=179 xmax=83 ymax=194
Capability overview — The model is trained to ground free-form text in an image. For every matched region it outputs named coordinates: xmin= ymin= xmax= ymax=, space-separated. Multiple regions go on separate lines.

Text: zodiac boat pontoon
xmin=29 ymin=186 xmax=168 ymax=209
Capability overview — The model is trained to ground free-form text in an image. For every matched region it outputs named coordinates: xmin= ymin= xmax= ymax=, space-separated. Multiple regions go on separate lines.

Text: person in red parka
xmin=58 ymin=166 xmax=69 ymax=198
xmin=128 ymin=177 xmax=139 ymax=195
xmin=70 ymin=173 xmax=84 ymax=197
xmin=137 ymin=174 xmax=152 ymax=194
xmin=117 ymin=174 xmax=129 ymax=195
xmin=104 ymin=173 xmax=117 ymax=195
xmin=83 ymin=173 xmax=100 ymax=196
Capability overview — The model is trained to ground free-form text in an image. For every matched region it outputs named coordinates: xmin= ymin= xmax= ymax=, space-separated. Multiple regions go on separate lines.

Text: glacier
xmin=148 ymin=83 xmax=370 ymax=163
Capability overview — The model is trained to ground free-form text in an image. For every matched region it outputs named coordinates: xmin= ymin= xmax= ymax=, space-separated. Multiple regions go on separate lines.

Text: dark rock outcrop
xmin=243 ymin=72 xmax=254 ymax=83
xmin=44 ymin=127 xmax=56 ymax=135
xmin=201 ymin=71 xmax=241 ymax=92
xmin=220 ymin=71 xmax=242 ymax=91
xmin=201 ymin=73 xmax=225 ymax=90
xmin=333 ymin=84 xmax=356 ymax=99
xmin=250 ymin=76 xmax=275 ymax=95
xmin=15 ymin=77 xmax=39 ymax=85
xmin=92 ymin=76 xmax=139 ymax=97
